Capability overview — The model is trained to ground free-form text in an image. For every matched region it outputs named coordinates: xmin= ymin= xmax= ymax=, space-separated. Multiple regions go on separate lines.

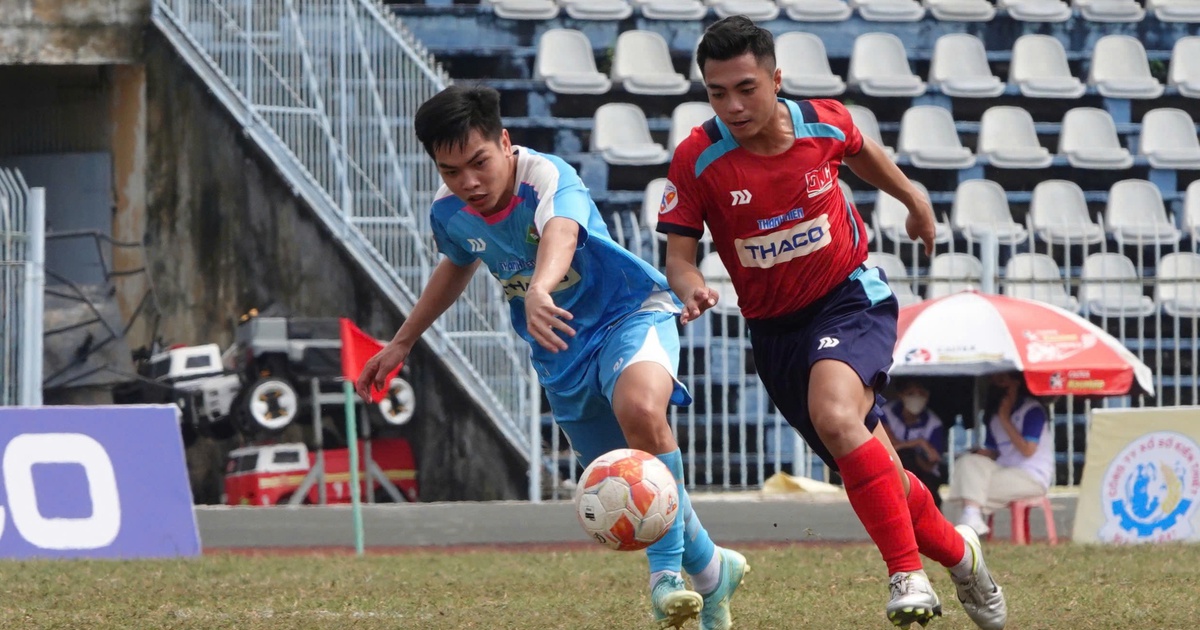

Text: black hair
xmin=695 ymin=16 xmax=776 ymax=77
xmin=984 ymin=372 xmax=1033 ymax=418
xmin=413 ymin=85 xmax=503 ymax=158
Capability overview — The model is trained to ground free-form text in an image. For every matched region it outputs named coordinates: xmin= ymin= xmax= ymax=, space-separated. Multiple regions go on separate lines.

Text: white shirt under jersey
xmin=985 ymin=396 xmax=1055 ymax=489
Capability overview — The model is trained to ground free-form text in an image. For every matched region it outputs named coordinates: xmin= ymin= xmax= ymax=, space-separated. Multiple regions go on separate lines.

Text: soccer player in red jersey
xmin=658 ymin=16 xmax=1008 ymax=630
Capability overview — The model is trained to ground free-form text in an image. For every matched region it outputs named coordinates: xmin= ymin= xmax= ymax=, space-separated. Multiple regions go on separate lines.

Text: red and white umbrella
xmin=893 ymin=291 xmax=1154 ymax=397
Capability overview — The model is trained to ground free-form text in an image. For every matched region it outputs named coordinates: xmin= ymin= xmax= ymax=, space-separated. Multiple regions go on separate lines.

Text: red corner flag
xmin=340 ymin=318 xmax=400 ymax=403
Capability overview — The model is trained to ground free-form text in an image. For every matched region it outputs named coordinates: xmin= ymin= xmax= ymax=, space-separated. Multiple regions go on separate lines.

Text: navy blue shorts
xmin=746 ymin=265 xmax=898 ymax=471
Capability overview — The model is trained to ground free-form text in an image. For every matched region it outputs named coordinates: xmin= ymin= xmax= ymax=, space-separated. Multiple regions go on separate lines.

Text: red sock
xmin=836 ymin=439 xmax=922 ymax=574
xmin=905 ymin=470 xmax=966 ymax=568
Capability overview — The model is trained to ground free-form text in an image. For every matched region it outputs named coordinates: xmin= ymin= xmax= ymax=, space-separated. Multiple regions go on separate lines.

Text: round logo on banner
xmin=1100 ymin=431 xmax=1200 ymax=543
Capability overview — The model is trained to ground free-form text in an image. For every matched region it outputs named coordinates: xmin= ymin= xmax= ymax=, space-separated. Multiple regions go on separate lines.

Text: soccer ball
xmin=574 ymin=448 xmax=679 ymax=551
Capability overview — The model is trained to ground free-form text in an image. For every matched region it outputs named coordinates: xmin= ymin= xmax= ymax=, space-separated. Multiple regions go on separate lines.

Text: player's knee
xmin=811 ymin=399 xmax=870 ymax=450
xmin=613 ymin=396 xmax=673 ymax=452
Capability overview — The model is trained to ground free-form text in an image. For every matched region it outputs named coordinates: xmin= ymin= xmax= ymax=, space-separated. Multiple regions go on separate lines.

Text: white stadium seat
xmin=591 ymin=103 xmax=669 ymax=165
xmin=1004 ymin=254 xmax=1080 ymax=312
xmin=1156 ymin=253 xmax=1200 ymax=318
xmin=1058 ymin=107 xmax=1134 ymax=170
xmin=1080 ymin=253 xmax=1155 ymax=318
xmin=951 ymin=180 xmax=1029 ymax=246
xmin=929 ymin=34 xmax=1005 ymax=98
xmin=1139 ymin=108 xmax=1200 ymax=170
xmin=1105 ymin=179 xmax=1181 ymax=248
xmin=535 ymin=30 xmax=611 ymax=95
xmin=1030 ymin=180 xmax=1105 ymax=246
xmin=611 ymin=31 xmax=690 ymax=96
xmin=1010 ymin=35 xmax=1086 ymax=99
xmin=928 ymin=253 xmax=984 ymax=299
xmin=898 ymin=106 xmax=977 ymax=170
xmin=848 ymin=33 xmax=927 ymax=98
xmin=977 ymin=106 xmax=1053 ymax=169
xmin=1088 ymin=35 xmax=1164 ymax=99
xmin=777 ymin=33 xmax=847 ymax=97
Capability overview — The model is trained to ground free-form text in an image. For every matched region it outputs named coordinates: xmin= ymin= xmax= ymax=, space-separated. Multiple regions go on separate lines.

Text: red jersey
xmin=657 ymin=98 xmax=870 ymax=320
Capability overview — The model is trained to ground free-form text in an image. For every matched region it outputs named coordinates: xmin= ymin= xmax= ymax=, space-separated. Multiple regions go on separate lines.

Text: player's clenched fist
xmin=680 ymin=286 xmax=720 ymax=325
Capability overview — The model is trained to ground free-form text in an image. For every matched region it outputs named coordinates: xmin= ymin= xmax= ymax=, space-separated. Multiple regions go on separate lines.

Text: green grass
xmin=1 ymin=542 xmax=1196 ymax=629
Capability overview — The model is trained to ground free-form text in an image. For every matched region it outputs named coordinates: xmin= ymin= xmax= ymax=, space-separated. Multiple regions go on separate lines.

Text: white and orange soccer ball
xmin=574 ymin=448 xmax=679 ymax=551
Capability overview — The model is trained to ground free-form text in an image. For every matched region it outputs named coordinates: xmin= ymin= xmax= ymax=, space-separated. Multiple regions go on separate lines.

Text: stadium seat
xmin=484 ymin=0 xmax=560 ymax=19
xmin=1088 ymin=36 xmax=1165 ymax=99
xmin=611 ymin=31 xmax=690 ymax=96
xmin=929 ymin=34 xmax=1005 ymax=98
xmin=1105 ymin=179 xmax=1182 ymax=248
xmin=1169 ymin=36 xmax=1200 ymax=98
xmin=1058 ymin=107 xmax=1133 ymax=170
xmin=591 ymin=103 xmax=669 ymax=165
xmin=1030 ymin=180 xmax=1105 ymax=246
xmin=1156 ymin=253 xmax=1200 ymax=318
xmin=977 ymin=106 xmax=1053 ymax=169
xmin=867 ymin=252 xmax=923 ymax=306
xmin=1139 ymin=108 xmax=1200 ymax=170
xmin=1147 ymin=0 xmax=1200 ymax=22
xmin=534 ymin=30 xmax=612 ymax=95
xmin=928 ymin=253 xmax=984 ymax=299
xmin=699 ymin=253 xmax=741 ymax=316
xmin=1186 ymin=180 xmax=1200 ymax=241
xmin=777 ymin=32 xmax=846 ymax=97
xmin=559 ymin=0 xmax=633 ymax=19
xmin=780 ymin=0 xmax=854 ymax=20
xmin=847 ymin=105 xmax=896 ymax=159
xmin=632 ymin=0 xmax=708 ymax=19
xmin=1153 ymin=252 xmax=1200 ymax=318
xmin=1004 ymin=253 xmax=1080 ymax=312
xmin=1000 ymin=0 xmax=1072 ymax=21
xmin=951 ymin=180 xmax=1029 ymax=246
xmin=1010 ymin=35 xmax=1086 ymax=99
xmin=848 ymin=33 xmax=927 ymax=98
xmin=986 ymin=496 xmax=1058 ymax=545
xmin=898 ymin=106 xmax=977 ymax=170
xmin=1080 ymin=253 xmax=1155 ymax=318
xmin=851 ymin=0 xmax=927 ymax=21
xmin=923 ymin=0 xmax=997 ymax=21
xmin=669 ymin=102 xmax=716 ymax=155
xmin=1073 ymin=0 xmax=1146 ymax=22
xmin=706 ymin=0 xmax=780 ymax=20
xmin=874 ymin=180 xmax=953 ymax=244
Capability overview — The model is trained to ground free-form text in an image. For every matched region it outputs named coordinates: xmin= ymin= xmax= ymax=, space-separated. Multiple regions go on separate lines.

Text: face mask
xmin=902 ymin=394 xmax=927 ymax=415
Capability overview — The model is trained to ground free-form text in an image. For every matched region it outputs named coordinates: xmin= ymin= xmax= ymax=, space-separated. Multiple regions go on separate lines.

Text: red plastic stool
xmin=986 ymin=496 xmax=1057 ymax=545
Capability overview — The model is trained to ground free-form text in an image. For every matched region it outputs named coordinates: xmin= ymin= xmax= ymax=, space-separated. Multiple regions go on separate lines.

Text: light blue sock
xmin=646 ymin=450 xmax=686 ymax=573
xmin=650 ymin=449 xmax=716 ymax=576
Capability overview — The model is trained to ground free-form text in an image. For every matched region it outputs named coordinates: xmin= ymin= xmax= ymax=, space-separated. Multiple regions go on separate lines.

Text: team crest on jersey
xmin=659 ymin=181 xmax=679 ymax=215
xmin=805 ymin=163 xmax=834 ymax=198
xmin=526 ymin=224 xmax=541 ymax=244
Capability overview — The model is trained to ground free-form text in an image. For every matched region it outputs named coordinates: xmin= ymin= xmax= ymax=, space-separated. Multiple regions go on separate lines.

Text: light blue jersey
xmin=429 ymin=146 xmax=680 ymax=391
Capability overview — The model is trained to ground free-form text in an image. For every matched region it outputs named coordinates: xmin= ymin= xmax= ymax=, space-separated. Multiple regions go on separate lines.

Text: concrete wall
xmin=0 ymin=0 xmax=150 ymax=64
xmin=141 ymin=29 xmax=528 ymax=502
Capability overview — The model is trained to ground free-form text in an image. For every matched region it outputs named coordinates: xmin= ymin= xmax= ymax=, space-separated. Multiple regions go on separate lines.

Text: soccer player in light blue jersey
xmin=356 ymin=85 xmax=745 ymax=630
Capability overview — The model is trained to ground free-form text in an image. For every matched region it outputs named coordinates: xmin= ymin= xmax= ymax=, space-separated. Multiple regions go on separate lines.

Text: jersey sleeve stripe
xmin=786 ymin=98 xmax=847 ymax=142
xmin=844 ymin=198 xmax=861 ymax=249
xmin=656 ymin=221 xmax=705 ymax=239
xmin=796 ymin=99 xmax=818 ymax=125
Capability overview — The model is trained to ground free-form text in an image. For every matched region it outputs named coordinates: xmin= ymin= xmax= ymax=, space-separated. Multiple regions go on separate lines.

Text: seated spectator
xmin=881 ymin=380 xmax=946 ymax=510
xmin=950 ymin=371 xmax=1054 ymax=536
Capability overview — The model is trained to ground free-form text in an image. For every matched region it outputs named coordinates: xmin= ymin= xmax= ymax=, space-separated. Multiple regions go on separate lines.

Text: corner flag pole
xmin=344 ymin=380 xmax=365 ymax=556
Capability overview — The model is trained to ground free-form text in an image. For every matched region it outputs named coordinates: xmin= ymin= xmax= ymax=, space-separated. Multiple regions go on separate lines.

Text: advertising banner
xmin=1074 ymin=407 xmax=1200 ymax=544
xmin=0 ymin=405 xmax=200 ymax=558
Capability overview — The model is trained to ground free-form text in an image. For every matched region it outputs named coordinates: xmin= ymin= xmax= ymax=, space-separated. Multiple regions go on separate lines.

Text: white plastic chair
xmin=1088 ymin=35 xmax=1165 ymax=99
xmin=1156 ymin=253 xmax=1200 ymax=318
xmin=1186 ymin=180 xmax=1200 ymax=241
xmin=706 ymin=0 xmax=780 ymax=20
xmin=1010 ymin=35 xmax=1086 ymax=99
xmin=1105 ymin=179 xmax=1181 ymax=248
xmin=668 ymin=102 xmax=715 ymax=155
xmin=1147 ymin=0 xmax=1200 ymax=22
xmin=867 ymin=252 xmax=922 ymax=306
xmin=924 ymin=0 xmax=997 ymax=21
xmin=777 ymin=33 xmax=846 ymax=97
xmin=847 ymin=105 xmax=895 ymax=158
xmin=1080 ymin=253 xmax=1155 ymax=318
xmin=484 ymin=0 xmax=560 ymax=19
xmin=952 ymin=180 xmax=1029 ymax=246
xmin=559 ymin=0 xmax=633 ymax=20
xmin=874 ymin=181 xmax=952 ymax=244
xmin=929 ymin=34 xmax=1005 ymax=98
xmin=848 ymin=33 xmax=927 ymax=98
xmin=535 ymin=30 xmax=612 ymax=95
xmin=977 ymin=106 xmax=1053 ymax=169
xmin=1073 ymin=0 xmax=1145 ymax=22
xmin=1059 ymin=107 xmax=1133 ymax=170
xmin=591 ymin=104 xmax=669 ymax=165
xmin=1002 ymin=0 xmax=1072 ymax=21
xmin=1004 ymin=254 xmax=1079 ymax=312
xmin=611 ymin=31 xmax=690 ymax=95
xmin=898 ymin=106 xmax=977 ymax=170
xmin=1169 ymin=36 xmax=1200 ymax=98
xmin=851 ymin=0 xmax=927 ymax=21
xmin=1139 ymin=108 xmax=1200 ymax=170
xmin=1029 ymin=180 xmax=1105 ymax=246
xmin=928 ymin=253 xmax=984 ymax=299
xmin=779 ymin=0 xmax=854 ymax=21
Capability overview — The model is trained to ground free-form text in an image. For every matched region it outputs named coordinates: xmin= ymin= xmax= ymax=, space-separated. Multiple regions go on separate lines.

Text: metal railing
xmin=0 ymin=168 xmax=45 ymax=406
xmin=151 ymin=0 xmax=537 ymax=465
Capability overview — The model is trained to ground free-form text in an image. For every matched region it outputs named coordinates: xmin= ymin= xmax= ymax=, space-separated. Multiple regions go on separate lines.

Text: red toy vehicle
xmin=224 ymin=439 xmax=418 ymax=505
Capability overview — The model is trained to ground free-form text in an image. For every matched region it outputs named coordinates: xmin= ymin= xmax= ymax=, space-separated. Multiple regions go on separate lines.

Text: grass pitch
xmin=2 ymin=542 xmax=1196 ymax=629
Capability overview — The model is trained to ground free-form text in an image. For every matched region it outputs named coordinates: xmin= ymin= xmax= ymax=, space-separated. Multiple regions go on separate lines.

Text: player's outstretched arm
xmin=843 ymin=137 xmax=937 ymax=255
xmin=526 ymin=216 xmax=578 ymax=353
xmin=356 ymin=257 xmax=480 ymax=401
xmin=664 ymin=233 xmax=719 ymax=325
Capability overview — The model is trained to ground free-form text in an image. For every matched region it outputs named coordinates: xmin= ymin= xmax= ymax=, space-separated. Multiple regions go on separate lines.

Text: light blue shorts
xmin=547 ymin=309 xmax=691 ymax=466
